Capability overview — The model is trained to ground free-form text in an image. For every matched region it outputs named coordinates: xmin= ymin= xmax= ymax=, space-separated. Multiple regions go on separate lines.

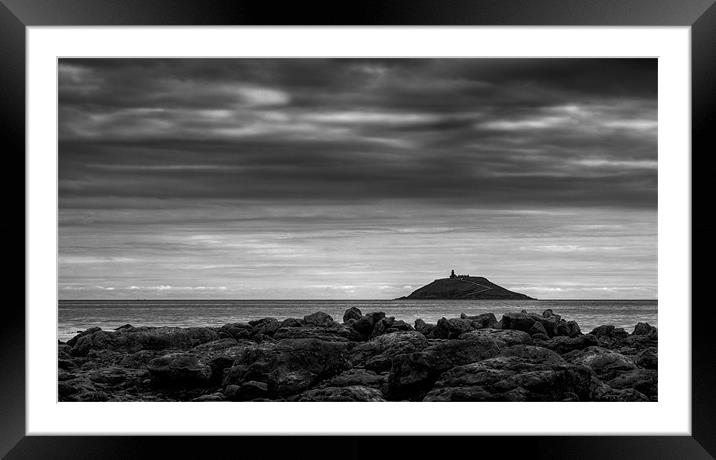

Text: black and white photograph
xmin=57 ymin=58 xmax=658 ymax=403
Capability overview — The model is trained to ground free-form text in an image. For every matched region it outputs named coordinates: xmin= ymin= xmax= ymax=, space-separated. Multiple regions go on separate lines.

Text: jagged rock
xmin=564 ymin=346 xmax=636 ymax=380
xmin=303 ymin=311 xmax=335 ymax=328
xmin=343 ymin=307 xmax=363 ymax=323
xmin=292 ymin=385 xmax=385 ymax=402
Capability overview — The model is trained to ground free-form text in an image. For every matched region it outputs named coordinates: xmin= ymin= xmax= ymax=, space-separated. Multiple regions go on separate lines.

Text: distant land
xmin=398 ymin=271 xmax=535 ymax=300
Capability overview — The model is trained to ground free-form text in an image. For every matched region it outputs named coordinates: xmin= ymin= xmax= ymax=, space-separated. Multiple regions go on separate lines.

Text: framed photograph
xmin=3 ymin=0 xmax=712 ymax=457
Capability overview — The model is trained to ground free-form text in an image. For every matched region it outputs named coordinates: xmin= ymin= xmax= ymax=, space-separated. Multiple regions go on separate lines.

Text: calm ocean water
xmin=58 ymin=299 xmax=657 ymax=342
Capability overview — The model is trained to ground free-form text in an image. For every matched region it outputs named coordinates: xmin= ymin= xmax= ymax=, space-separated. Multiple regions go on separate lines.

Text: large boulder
xmin=342 ymin=307 xmax=363 ymax=323
xmin=69 ymin=326 xmax=220 ymax=356
xmin=219 ymin=322 xmax=253 ymax=341
xmin=273 ymin=326 xmax=352 ymax=342
xmin=147 ymin=353 xmax=211 ymax=388
xmin=386 ymin=352 xmax=443 ymax=401
xmin=349 ymin=312 xmax=386 ymax=340
xmin=607 ymin=368 xmax=657 ymax=398
xmin=425 ymin=356 xmax=593 ymax=401
xmin=635 ymin=347 xmax=658 ymax=369
xmin=249 ymin=318 xmax=281 ymax=336
xmin=223 ymin=338 xmax=350 ymax=398
xmin=457 ymin=328 xmax=532 ymax=348
xmin=460 ymin=313 xmax=500 ymax=329
xmin=564 ymin=346 xmax=637 ymax=381
xmin=303 ymin=311 xmax=336 ymax=328
xmin=350 ymin=331 xmax=429 ymax=372
xmin=541 ymin=334 xmax=599 ymax=354
xmin=430 ymin=317 xmax=474 ymax=339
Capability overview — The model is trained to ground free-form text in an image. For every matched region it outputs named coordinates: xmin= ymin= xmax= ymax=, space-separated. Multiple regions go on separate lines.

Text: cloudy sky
xmin=58 ymin=59 xmax=657 ymax=300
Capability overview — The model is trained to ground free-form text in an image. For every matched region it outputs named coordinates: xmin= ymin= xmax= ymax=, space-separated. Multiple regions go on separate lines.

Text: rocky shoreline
xmin=58 ymin=308 xmax=657 ymax=402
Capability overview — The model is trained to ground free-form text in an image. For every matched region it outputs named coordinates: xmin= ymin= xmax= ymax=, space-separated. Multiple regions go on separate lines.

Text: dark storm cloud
xmin=59 ymin=58 xmax=656 ymax=209
xmin=58 ymin=58 xmax=657 ymax=299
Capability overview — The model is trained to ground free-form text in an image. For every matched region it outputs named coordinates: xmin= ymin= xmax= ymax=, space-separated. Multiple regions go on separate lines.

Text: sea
xmin=58 ymin=299 xmax=657 ymax=342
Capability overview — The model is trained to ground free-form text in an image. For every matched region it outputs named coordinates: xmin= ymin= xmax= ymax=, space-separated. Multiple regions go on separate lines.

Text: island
xmin=397 ymin=270 xmax=535 ymax=300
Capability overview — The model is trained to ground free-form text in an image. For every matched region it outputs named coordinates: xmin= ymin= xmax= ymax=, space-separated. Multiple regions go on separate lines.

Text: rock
xmin=542 ymin=309 xmax=561 ymax=321
xmin=67 ymin=327 xmax=102 ymax=347
xmin=147 ymin=353 xmax=211 ymax=387
xmin=350 ymin=316 xmax=375 ymax=340
xmin=528 ymin=321 xmax=548 ymax=337
xmin=280 ymin=318 xmax=304 ymax=328
xmin=430 ymin=317 xmax=475 ymax=339
xmin=90 ymin=367 xmax=129 ymax=385
xmin=224 ymin=381 xmax=268 ymax=401
xmin=249 ymin=318 xmax=281 ymax=336
xmin=114 ymin=324 xmax=135 ymax=331
xmin=273 ymin=326 xmax=351 ymax=342
xmin=343 ymin=307 xmax=363 ymax=323
xmin=387 ymin=352 xmax=443 ymax=401
xmin=192 ymin=392 xmax=225 ymax=402
xmin=635 ymin=347 xmax=658 ymax=369
xmin=458 ymin=328 xmax=532 ymax=348
xmin=497 ymin=344 xmax=566 ymax=366
xmin=590 ymin=325 xmax=627 ymax=339
xmin=542 ymin=334 xmax=599 ymax=354
xmin=292 ymin=385 xmax=385 ymax=402
xmin=303 ymin=311 xmax=335 ymax=328
xmin=414 ymin=319 xmax=435 ymax=336
xmin=220 ymin=323 xmax=253 ymax=341
xmin=633 ymin=322 xmax=657 ymax=336
xmin=224 ymin=338 xmax=350 ymax=398
xmin=607 ymin=368 xmax=657 ymax=397
xmin=591 ymin=384 xmax=650 ymax=401
xmin=500 ymin=312 xmax=559 ymax=337
xmin=564 ymin=321 xmax=582 ymax=337
xmin=428 ymin=356 xmax=593 ymax=401
xmin=320 ymin=368 xmax=387 ymax=389
xmin=564 ymin=346 xmax=636 ymax=380
xmin=350 ymin=331 xmax=429 ymax=372
xmin=460 ymin=313 xmax=500 ymax=329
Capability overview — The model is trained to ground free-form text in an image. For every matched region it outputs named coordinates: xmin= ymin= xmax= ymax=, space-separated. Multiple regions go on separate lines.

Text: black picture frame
xmin=2 ymin=0 xmax=711 ymax=458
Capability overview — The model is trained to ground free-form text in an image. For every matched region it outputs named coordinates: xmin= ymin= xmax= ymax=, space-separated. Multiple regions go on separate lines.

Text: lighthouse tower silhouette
xmin=450 ymin=269 xmax=456 ymax=279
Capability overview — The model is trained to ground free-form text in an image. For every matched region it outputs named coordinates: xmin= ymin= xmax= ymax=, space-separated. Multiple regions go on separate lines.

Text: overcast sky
xmin=58 ymin=58 xmax=657 ymax=300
